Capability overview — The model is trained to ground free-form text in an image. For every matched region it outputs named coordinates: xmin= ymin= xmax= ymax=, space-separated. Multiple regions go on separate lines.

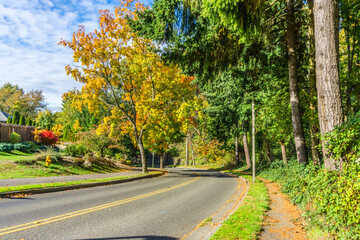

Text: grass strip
xmin=0 ymin=172 xmax=162 ymax=193
xmin=211 ymin=172 xmax=269 ymax=240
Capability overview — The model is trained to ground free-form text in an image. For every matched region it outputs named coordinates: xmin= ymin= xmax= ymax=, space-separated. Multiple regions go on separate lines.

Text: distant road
xmin=0 ymin=168 xmax=239 ymax=240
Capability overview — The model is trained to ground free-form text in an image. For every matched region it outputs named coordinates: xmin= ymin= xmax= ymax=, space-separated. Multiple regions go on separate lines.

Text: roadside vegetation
xmin=0 ymin=172 xmax=161 ymax=194
xmin=211 ymin=171 xmax=269 ymax=240
xmin=0 ymin=0 xmax=359 ymax=237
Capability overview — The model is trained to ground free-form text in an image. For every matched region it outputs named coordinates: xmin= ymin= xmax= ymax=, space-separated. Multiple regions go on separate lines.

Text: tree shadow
xmin=78 ymin=236 xmax=178 ymax=240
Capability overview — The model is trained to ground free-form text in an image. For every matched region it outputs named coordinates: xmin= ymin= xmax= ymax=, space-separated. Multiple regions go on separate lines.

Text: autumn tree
xmin=60 ymin=0 xmax=195 ymax=173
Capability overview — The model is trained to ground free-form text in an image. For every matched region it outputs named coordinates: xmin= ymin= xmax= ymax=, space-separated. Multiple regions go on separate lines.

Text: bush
xmin=64 ymin=144 xmax=88 ymax=157
xmin=35 ymin=148 xmax=62 ymax=162
xmin=0 ymin=143 xmax=14 ymax=152
xmin=324 ymin=111 xmax=360 ymax=164
xmin=10 ymin=132 xmax=21 ymax=144
xmin=34 ymin=129 xmax=59 ymax=146
xmin=14 ymin=142 xmax=33 ymax=152
xmin=259 ymin=160 xmax=360 ymax=238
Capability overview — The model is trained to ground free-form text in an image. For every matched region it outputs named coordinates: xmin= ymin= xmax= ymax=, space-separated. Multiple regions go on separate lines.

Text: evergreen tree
xmin=12 ymin=110 xmax=20 ymax=124
xmin=19 ymin=115 xmax=25 ymax=125
xmin=6 ymin=116 xmax=12 ymax=123
xmin=25 ymin=116 xmax=31 ymax=126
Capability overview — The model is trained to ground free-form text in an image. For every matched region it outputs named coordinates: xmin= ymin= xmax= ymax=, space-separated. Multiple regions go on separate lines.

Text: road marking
xmin=0 ymin=176 xmax=200 ymax=237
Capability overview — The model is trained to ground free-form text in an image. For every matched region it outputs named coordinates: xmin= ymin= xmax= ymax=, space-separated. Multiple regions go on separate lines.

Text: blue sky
xmin=0 ymin=0 xmax=152 ymax=111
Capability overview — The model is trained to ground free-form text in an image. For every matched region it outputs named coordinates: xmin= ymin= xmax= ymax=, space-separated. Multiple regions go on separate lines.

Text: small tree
xmin=25 ymin=116 xmax=31 ymax=126
xmin=6 ymin=116 xmax=12 ymax=123
xmin=12 ymin=110 xmax=20 ymax=124
xmin=19 ymin=115 xmax=25 ymax=125
xmin=77 ymin=129 xmax=114 ymax=158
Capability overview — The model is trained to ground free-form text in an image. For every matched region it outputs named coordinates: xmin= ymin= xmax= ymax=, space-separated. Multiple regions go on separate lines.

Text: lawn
xmin=0 ymin=150 xmax=125 ymax=179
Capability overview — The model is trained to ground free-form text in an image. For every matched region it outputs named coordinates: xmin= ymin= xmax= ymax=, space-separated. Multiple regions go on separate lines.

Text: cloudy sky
xmin=0 ymin=0 xmax=152 ymax=111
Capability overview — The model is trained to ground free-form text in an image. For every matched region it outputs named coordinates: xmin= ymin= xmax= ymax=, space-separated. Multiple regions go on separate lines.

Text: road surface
xmin=0 ymin=168 xmax=240 ymax=240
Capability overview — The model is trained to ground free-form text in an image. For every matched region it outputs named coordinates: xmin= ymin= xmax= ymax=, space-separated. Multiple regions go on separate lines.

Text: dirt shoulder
xmin=259 ymin=177 xmax=308 ymax=240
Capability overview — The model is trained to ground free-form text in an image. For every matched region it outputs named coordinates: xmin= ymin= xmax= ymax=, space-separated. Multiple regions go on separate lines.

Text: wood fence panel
xmin=0 ymin=123 xmax=35 ymax=143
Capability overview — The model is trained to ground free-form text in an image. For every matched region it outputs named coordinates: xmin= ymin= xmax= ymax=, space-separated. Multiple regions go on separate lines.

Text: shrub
xmin=34 ymin=129 xmax=59 ymax=146
xmin=0 ymin=143 xmax=14 ymax=152
xmin=25 ymin=116 xmax=31 ymax=126
xmin=14 ymin=142 xmax=33 ymax=152
xmin=64 ymin=144 xmax=88 ymax=157
xmin=10 ymin=132 xmax=21 ymax=144
xmin=323 ymin=111 xmax=360 ymax=164
xmin=35 ymin=147 xmax=62 ymax=162
xmin=75 ymin=144 xmax=88 ymax=156
xmin=259 ymin=160 xmax=360 ymax=238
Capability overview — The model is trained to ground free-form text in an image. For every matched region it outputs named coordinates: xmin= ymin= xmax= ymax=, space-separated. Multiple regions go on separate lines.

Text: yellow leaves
xmin=73 ymin=119 xmax=82 ymax=132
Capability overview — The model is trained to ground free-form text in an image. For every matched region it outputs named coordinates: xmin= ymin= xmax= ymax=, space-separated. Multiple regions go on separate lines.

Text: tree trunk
xmin=264 ymin=138 xmax=274 ymax=162
xmin=308 ymin=0 xmax=321 ymax=165
xmin=314 ymin=0 xmax=344 ymax=170
xmin=243 ymin=132 xmax=251 ymax=169
xmin=160 ymin=152 xmax=165 ymax=169
xmin=287 ymin=0 xmax=308 ymax=164
xmin=185 ymin=135 xmax=189 ymax=165
xmin=190 ymin=141 xmax=195 ymax=166
xmin=152 ymin=151 xmax=155 ymax=168
xmin=252 ymin=99 xmax=255 ymax=183
xmin=235 ymin=135 xmax=239 ymax=166
xmin=280 ymin=141 xmax=287 ymax=164
xmin=137 ymin=139 xmax=148 ymax=173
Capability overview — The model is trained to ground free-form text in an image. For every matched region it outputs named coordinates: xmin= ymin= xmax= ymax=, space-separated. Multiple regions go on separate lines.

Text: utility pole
xmin=252 ymin=99 xmax=256 ymax=183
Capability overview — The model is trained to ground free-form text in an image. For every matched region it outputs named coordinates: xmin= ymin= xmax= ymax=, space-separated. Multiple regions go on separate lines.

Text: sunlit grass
xmin=211 ymin=172 xmax=269 ymax=240
xmin=0 ymin=172 xmax=162 ymax=193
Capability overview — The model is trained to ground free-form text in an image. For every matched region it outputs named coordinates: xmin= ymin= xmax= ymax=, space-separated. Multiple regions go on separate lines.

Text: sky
xmin=0 ymin=0 xmax=152 ymax=111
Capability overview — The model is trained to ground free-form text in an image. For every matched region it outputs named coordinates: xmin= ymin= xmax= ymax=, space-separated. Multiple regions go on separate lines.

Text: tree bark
xmin=280 ymin=141 xmax=287 ymax=164
xmin=190 ymin=142 xmax=195 ymax=166
xmin=137 ymin=139 xmax=148 ymax=173
xmin=264 ymin=138 xmax=274 ymax=162
xmin=235 ymin=135 xmax=239 ymax=166
xmin=287 ymin=0 xmax=308 ymax=164
xmin=314 ymin=0 xmax=344 ymax=170
xmin=185 ymin=135 xmax=189 ymax=165
xmin=243 ymin=132 xmax=251 ymax=169
xmin=160 ymin=152 xmax=165 ymax=169
xmin=308 ymin=0 xmax=321 ymax=165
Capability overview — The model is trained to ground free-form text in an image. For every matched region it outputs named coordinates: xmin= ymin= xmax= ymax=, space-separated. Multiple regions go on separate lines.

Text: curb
xmin=0 ymin=172 xmax=165 ymax=198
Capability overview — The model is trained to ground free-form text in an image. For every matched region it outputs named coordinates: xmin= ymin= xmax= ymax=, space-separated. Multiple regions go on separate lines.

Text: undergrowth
xmin=259 ymin=160 xmax=360 ymax=239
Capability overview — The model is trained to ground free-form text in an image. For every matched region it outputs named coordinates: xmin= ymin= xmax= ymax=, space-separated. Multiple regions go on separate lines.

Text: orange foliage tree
xmin=59 ymin=0 xmax=195 ymax=173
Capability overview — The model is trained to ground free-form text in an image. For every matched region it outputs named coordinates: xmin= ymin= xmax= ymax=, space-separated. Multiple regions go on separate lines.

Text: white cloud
xmin=0 ymin=0 xmax=153 ymax=111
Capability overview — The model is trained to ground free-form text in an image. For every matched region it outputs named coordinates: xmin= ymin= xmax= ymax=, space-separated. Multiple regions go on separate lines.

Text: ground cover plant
xmin=259 ymin=160 xmax=360 ymax=239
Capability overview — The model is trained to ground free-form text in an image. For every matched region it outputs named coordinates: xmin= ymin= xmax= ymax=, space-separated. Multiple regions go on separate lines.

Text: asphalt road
xmin=0 ymin=168 xmax=239 ymax=240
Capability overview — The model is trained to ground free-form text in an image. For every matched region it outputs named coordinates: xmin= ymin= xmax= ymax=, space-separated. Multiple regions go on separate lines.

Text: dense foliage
xmin=260 ymin=160 xmax=360 ymax=238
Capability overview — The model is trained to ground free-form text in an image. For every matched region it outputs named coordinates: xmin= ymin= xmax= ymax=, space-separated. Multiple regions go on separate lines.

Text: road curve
xmin=0 ymin=168 xmax=240 ymax=240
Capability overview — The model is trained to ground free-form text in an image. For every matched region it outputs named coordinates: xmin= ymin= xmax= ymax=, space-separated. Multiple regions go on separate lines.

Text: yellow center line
xmin=0 ymin=176 xmax=200 ymax=237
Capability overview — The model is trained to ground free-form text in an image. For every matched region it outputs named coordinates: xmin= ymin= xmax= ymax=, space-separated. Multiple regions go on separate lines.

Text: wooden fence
xmin=0 ymin=123 xmax=35 ymax=143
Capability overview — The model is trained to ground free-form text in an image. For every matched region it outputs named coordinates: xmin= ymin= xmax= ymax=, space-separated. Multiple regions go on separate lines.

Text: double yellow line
xmin=0 ymin=176 xmax=200 ymax=237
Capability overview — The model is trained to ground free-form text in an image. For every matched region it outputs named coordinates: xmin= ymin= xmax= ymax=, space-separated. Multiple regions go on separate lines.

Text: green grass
xmin=0 ymin=151 xmax=126 ymax=179
xmin=0 ymin=150 xmax=34 ymax=161
xmin=0 ymin=172 xmax=162 ymax=193
xmin=211 ymin=172 xmax=269 ymax=240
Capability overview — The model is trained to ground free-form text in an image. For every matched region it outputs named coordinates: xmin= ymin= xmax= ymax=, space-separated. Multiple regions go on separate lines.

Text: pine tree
xmin=12 ymin=110 xmax=20 ymax=125
xmin=6 ymin=116 xmax=12 ymax=123
xmin=25 ymin=116 xmax=31 ymax=126
xmin=19 ymin=115 xmax=25 ymax=125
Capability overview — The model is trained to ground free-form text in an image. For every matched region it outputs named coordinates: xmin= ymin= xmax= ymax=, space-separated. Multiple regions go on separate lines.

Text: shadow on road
xmin=77 ymin=236 xmax=177 ymax=240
